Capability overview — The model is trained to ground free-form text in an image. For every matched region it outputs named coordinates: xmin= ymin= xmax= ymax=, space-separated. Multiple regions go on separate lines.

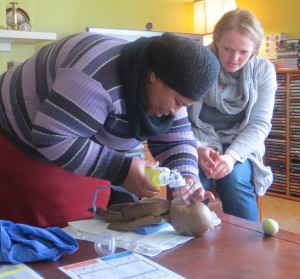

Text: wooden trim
xmin=276 ymin=69 xmax=300 ymax=74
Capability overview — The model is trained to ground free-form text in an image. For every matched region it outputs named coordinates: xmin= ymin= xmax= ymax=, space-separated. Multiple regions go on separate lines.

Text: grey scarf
xmin=189 ymin=43 xmax=258 ymax=153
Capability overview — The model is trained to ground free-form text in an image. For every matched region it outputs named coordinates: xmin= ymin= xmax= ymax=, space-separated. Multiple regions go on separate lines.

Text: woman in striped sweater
xmin=0 ymin=32 xmax=219 ymax=226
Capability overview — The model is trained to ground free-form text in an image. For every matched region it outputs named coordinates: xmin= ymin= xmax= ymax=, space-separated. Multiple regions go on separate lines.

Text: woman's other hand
xmin=198 ymin=146 xmax=219 ymax=176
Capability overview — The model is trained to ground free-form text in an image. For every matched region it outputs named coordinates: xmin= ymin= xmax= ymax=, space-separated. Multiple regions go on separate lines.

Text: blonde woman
xmin=189 ymin=9 xmax=277 ymax=221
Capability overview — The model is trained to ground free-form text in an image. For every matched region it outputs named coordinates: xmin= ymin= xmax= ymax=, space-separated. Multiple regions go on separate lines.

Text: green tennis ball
xmin=262 ymin=219 xmax=279 ymax=236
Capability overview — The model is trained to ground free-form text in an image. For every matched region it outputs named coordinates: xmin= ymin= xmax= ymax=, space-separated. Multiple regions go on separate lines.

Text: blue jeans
xmin=199 ymin=158 xmax=258 ymax=222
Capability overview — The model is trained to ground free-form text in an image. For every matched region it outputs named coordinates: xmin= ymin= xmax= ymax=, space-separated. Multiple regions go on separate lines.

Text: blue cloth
xmin=0 ymin=220 xmax=79 ymax=264
xmin=135 ymin=222 xmax=170 ymax=235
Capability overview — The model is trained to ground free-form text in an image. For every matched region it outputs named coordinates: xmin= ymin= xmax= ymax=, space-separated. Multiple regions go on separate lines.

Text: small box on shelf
xmin=264 ymin=33 xmax=289 ymax=65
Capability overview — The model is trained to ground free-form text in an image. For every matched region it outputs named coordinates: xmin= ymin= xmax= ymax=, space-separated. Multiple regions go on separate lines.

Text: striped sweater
xmin=0 ymin=32 xmax=199 ymax=184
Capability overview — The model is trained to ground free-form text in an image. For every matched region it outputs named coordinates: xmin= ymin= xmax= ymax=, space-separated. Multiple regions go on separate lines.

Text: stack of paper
xmin=64 ymin=218 xmax=193 ymax=257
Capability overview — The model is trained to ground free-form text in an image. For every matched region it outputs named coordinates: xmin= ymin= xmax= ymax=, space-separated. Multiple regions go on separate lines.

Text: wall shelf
xmin=0 ymin=30 xmax=56 ymax=51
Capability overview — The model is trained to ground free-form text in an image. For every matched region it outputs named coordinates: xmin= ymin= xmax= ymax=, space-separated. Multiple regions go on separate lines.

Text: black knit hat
xmin=148 ymin=32 xmax=220 ymax=101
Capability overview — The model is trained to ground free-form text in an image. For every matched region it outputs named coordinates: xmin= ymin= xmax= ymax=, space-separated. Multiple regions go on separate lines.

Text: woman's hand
xmin=122 ymin=158 xmax=161 ymax=198
xmin=198 ymin=146 xmax=237 ymax=179
xmin=206 ymin=153 xmax=237 ymax=179
xmin=173 ymin=176 xmax=215 ymax=203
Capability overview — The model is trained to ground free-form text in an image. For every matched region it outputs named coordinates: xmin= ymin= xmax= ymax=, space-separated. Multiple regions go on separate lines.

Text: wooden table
xmin=29 ymin=212 xmax=300 ymax=279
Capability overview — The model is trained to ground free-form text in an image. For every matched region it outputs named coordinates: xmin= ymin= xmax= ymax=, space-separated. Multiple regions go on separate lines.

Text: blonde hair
xmin=213 ymin=9 xmax=264 ymax=56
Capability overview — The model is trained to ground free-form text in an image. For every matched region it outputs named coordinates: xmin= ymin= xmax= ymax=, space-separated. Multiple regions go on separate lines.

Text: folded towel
xmin=135 ymin=222 xmax=171 ymax=235
xmin=0 ymin=220 xmax=79 ymax=264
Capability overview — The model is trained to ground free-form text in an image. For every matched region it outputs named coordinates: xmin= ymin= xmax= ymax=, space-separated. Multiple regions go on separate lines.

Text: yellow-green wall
xmin=0 ymin=0 xmax=194 ymax=74
xmin=1 ymin=0 xmax=300 ymax=74
xmin=236 ymin=0 xmax=300 ymax=39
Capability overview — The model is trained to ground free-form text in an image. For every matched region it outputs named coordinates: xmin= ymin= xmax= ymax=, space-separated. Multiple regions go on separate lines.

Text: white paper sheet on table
xmin=63 ymin=218 xmax=194 ymax=257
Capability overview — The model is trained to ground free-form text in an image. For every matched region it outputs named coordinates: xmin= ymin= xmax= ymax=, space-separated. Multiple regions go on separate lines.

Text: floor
xmin=260 ymin=195 xmax=300 ymax=234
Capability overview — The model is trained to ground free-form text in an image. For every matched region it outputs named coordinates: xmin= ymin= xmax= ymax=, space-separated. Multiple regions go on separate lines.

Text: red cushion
xmin=0 ymin=134 xmax=110 ymax=227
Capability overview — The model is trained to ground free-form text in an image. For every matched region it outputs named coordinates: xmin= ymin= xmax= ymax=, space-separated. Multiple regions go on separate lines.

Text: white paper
xmin=58 ymin=250 xmax=185 ymax=279
xmin=0 ymin=263 xmax=43 ymax=279
xmin=64 ymin=218 xmax=193 ymax=257
xmin=212 ymin=211 xmax=222 ymax=226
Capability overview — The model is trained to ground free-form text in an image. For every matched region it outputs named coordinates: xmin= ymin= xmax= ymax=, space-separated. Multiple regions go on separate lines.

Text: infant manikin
xmin=93 ymin=198 xmax=214 ymax=237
